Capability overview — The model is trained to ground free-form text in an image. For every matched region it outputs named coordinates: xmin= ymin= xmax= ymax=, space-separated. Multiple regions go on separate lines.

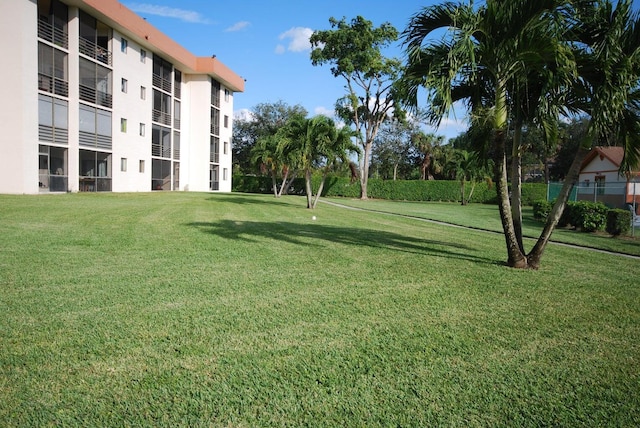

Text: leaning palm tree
xmin=528 ymin=0 xmax=640 ymax=267
xmin=401 ymin=0 xmax=574 ymax=268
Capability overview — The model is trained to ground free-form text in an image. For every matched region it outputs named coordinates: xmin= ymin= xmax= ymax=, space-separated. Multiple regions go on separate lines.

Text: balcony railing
xmin=79 ymin=37 xmax=112 ymax=66
xmin=79 ymin=84 xmax=112 ymax=108
xmin=38 ymin=73 xmax=69 ymax=97
xmin=38 ymin=20 xmax=68 ymax=49
xmin=152 ymin=74 xmax=172 ymax=93
xmin=152 ymin=109 xmax=171 ymax=126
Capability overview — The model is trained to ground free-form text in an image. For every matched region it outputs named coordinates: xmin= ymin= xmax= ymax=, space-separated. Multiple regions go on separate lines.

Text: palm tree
xmin=401 ymin=0 xmax=572 ymax=268
xmin=412 ymin=132 xmax=445 ymax=180
xmin=446 ymin=149 xmax=493 ymax=205
xmin=402 ymin=0 xmax=640 ymax=269
xmin=528 ymin=0 xmax=640 ymax=267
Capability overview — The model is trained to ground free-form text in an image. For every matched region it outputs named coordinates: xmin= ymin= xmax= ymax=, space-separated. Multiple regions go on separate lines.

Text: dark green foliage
xmin=233 ymin=175 xmax=547 ymax=205
xmin=533 ymin=200 xmax=553 ymax=220
xmin=559 ymin=201 xmax=609 ymax=232
xmin=606 ymin=209 xmax=632 ymax=236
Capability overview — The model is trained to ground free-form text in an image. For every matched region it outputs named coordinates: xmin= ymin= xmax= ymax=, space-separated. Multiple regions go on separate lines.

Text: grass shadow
xmin=187 ymin=219 xmax=499 ymax=265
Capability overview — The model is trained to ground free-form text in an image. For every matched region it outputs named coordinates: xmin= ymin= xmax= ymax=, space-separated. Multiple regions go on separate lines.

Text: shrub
xmin=572 ymin=201 xmax=609 ymax=232
xmin=532 ymin=200 xmax=553 ymax=221
xmin=606 ymin=209 xmax=632 ymax=236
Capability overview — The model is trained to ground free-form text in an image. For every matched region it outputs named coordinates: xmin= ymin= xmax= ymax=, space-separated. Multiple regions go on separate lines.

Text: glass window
xmin=121 ymin=118 xmax=127 ymax=132
xmin=140 ymin=49 xmax=146 ymax=63
xmin=140 ymin=86 xmax=146 ymax=100
xmin=121 ymin=78 xmax=127 ymax=93
xmin=139 ymin=123 xmax=145 ymax=136
xmin=139 ymin=160 xmax=145 ymax=173
xmin=121 ymin=158 xmax=127 ymax=172
xmin=223 ymin=168 xmax=228 ymax=181
xmin=121 ymin=38 xmax=128 ymax=53
xmin=224 ymin=115 xmax=229 ymax=128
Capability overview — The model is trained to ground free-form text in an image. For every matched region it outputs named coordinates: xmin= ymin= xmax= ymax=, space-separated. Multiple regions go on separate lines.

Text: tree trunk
xmin=277 ymin=169 xmax=290 ymax=197
xmin=393 ymin=163 xmax=398 ymax=181
xmin=493 ymin=81 xmax=527 ymax=268
xmin=510 ymin=119 xmax=525 ymax=253
xmin=360 ymin=141 xmax=372 ymax=200
xmin=271 ymin=171 xmax=278 ymax=197
xmin=305 ymin=169 xmax=313 ymax=209
xmin=527 ymin=145 xmax=591 ymax=269
xmin=460 ymin=179 xmax=467 ymax=205
xmin=312 ymin=175 xmax=327 ymax=209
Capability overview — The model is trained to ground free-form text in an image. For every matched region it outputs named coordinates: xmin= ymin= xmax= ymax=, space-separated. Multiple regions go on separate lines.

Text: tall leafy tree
xmin=232 ymin=101 xmax=307 ymax=174
xmin=412 ymin=132 xmax=445 ymax=180
xmin=310 ymin=16 xmax=403 ymax=200
xmin=371 ymin=119 xmax=418 ymax=180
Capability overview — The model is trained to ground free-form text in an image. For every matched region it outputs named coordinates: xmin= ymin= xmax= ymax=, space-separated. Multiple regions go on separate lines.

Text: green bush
xmin=532 ymin=200 xmax=553 ymax=221
xmin=606 ymin=209 xmax=632 ymax=236
xmin=571 ymin=201 xmax=609 ymax=232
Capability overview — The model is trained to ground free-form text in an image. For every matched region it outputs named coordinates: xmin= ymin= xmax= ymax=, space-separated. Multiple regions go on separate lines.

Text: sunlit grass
xmin=1 ymin=192 xmax=639 ymax=426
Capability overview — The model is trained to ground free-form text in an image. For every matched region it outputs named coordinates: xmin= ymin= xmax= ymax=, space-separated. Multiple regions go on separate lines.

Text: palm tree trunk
xmin=527 ymin=145 xmax=591 ymax=269
xmin=460 ymin=179 xmax=466 ymax=205
xmin=312 ymin=175 xmax=327 ymax=209
xmin=305 ymin=169 xmax=313 ymax=209
xmin=277 ymin=169 xmax=290 ymax=197
xmin=271 ymin=171 xmax=278 ymax=197
xmin=510 ymin=119 xmax=525 ymax=253
xmin=494 ymin=81 xmax=527 ymax=268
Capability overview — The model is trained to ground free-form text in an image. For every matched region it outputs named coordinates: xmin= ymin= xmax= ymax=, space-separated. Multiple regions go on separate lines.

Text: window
xmin=38 ymin=94 xmax=68 ymax=144
xmin=139 ymin=123 xmax=145 ymax=136
xmin=595 ymin=176 xmax=605 ymax=195
xmin=139 ymin=159 xmax=145 ymax=173
xmin=174 ymin=70 xmax=182 ymax=98
xmin=224 ymin=88 xmax=230 ymax=102
xmin=79 ymin=104 xmax=111 ymax=149
xmin=140 ymin=86 xmax=146 ymax=100
xmin=223 ymin=168 xmax=228 ymax=181
xmin=210 ymin=107 xmax=220 ymax=136
xmin=153 ymin=89 xmax=171 ymax=126
xmin=211 ymin=79 xmax=220 ymax=106
xmin=38 ymin=43 xmax=68 ymax=97
xmin=121 ymin=37 xmax=128 ymax=53
xmin=120 ymin=118 xmax=127 ymax=132
xmin=224 ymin=115 xmax=229 ymax=128
xmin=224 ymin=141 xmax=229 ymax=155
xmin=121 ymin=78 xmax=127 ymax=93
xmin=79 ymin=11 xmax=111 ymax=65
xmin=120 ymin=158 xmax=127 ymax=172
xmin=79 ymin=58 xmax=112 ymax=107
xmin=140 ymin=49 xmax=146 ymax=63
xmin=79 ymin=149 xmax=111 ymax=191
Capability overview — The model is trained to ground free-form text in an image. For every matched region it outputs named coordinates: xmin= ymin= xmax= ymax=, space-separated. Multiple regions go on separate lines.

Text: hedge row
xmin=533 ymin=199 xmax=633 ymax=236
xmin=233 ymin=175 xmax=547 ymax=205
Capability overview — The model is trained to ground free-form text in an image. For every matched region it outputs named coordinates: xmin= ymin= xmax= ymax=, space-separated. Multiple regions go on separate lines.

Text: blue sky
xmin=124 ymin=0 xmax=468 ymax=140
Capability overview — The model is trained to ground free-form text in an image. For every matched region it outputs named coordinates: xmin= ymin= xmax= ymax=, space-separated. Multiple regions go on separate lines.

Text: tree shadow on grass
xmin=204 ymin=193 xmax=296 ymax=207
xmin=187 ymin=219 xmax=500 ymax=265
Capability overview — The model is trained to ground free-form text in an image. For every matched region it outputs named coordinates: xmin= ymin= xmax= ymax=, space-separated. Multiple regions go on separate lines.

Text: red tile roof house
xmin=577 ymin=146 xmax=640 ymax=219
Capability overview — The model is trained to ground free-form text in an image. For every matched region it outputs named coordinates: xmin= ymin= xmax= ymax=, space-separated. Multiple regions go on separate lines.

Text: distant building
xmin=0 ymin=0 xmax=244 ymax=194
xmin=578 ymin=146 xmax=640 ymax=212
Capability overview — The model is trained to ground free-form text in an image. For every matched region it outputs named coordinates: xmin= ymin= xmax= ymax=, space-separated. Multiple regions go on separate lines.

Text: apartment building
xmin=0 ymin=0 xmax=244 ymax=194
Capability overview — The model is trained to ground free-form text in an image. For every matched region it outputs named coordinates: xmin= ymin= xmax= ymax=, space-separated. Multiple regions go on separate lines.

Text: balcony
xmin=38 ymin=73 xmax=69 ymax=97
xmin=38 ymin=19 xmax=68 ymax=49
xmin=79 ymin=37 xmax=112 ymax=66
xmin=152 ymin=109 xmax=171 ymax=126
xmin=152 ymin=74 xmax=172 ymax=93
xmin=79 ymin=84 xmax=112 ymax=108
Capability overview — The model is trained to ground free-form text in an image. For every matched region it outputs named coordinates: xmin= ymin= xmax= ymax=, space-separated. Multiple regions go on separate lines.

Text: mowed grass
xmin=0 ymin=192 xmax=639 ymax=427
xmin=325 ymin=197 xmax=640 ymax=257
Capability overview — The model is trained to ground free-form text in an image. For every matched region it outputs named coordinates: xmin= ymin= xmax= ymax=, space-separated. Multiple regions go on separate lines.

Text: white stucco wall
xmin=0 ymin=0 xmax=39 ymax=194
xmin=111 ymin=30 xmax=152 ymax=192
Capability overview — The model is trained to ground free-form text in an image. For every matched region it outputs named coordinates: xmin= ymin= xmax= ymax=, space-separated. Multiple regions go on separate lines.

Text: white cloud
xmin=274 ymin=45 xmax=286 ymax=55
xmin=314 ymin=106 xmax=335 ymax=118
xmin=225 ymin=21 xmax=250 ymax=32
xmin=126 ymin=3 xmax=210 ymax=24
xmin=277 ymin=27 xmax=313 ymax=53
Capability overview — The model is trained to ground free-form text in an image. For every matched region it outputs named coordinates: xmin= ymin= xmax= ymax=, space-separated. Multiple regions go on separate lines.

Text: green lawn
xmin=1 ymin=192 xmax=639 ymax=427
